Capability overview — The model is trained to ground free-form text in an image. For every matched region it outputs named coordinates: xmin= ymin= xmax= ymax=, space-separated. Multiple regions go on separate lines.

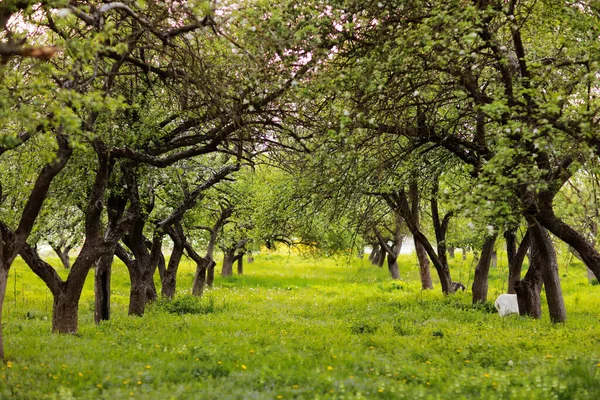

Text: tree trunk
xmin=448 ymin=247 xmax=455 ymax=259
xmin=207 ymin=262 xmax=216 ymax=287
xmin=528 ymin=219 xmax=566 ymax=323
xmin=505 ymin=229 xmax=531 ymax=294
xmin=514 ymin=251 xmax=543 ymax=319
xmin=409 ymin=180 xmax=434 ymax=290
xmin=0 ymin=266 xmax=8 ymax=360
xmin=128 ymin=270 xmax=152 ymax=316
xmin=387 ymin=252 xmax=400 ymax=280
xmin=52 ymin=245 xmax=72 ymax=269
xmin=192 ymin=260 xmax=210 ymax=296
xmin=94 ymin=251 xmax=113 ymax=323
xmin=368 ymin=243 xmax=378 ymax=264
xmin=221 ymin=249 xmax=235 ymax=276
xmin=161 ymin=241 xmax=184 ymax=299
xmin=52 ymin=291 xmax=79 ymax=333
xmin=472 ymin=234 xmax=497 ymax=304
xmin=415 ymin=238 xmax=433 ymax=289
xmin=462 ymin=248 xmax=467 ymax=261
xmin=237 ymin=254 xmax=244 ymax=275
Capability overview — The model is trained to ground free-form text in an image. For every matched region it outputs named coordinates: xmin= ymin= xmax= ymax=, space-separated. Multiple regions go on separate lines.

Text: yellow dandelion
xmin=22 ymin=366 xmax=28 ymax=370
xmin=145 ymin=365 xmax=151 ymax=369
xmin=545 ymin=354 xmax=552 ymax=358
xmin=465 ymin=360 xmax=470 ymax=364
xmin=327 ymin=366 xmax=334 ymax=371
xmin=195 ymin=358 xmax=199 ymax=361
xmin=329 ymin=389 xmax=335 ymax=394
xmin=277 ymin=396 xmax=283 ymax=399
xmin=484 ymin=373 xmax=490 ymax=378
xmin=129 ymin=392 xmax=134 ymax=396
xmin=250 ymin=349 xmax=255 ymax=354
xmin=61 ymin=364 xmax=67 ymax=369
xmin=426 ymin=360 xmax=431 ymax=364
xmin=137 ymin=381 xmax=142 ymax=385
xmin=6 ymin=362 xmax=12 ymax=369
xmin=426 ymin=382 xmax=430 ymax=386
xmin=457 ymin=349 xmax=462 ymax=353
xmin=292 ymin=385 xmax=299 ymax=389
xmin=155 ymin=344 xmax=160 ymax=348
xmin=78 ymin=372 xmax=83 ymax=377
xmin=378 ymin=388 xmax=384 ymax=393
xmin=217 ymin=361 xmax=222 ymax=365
xmin=97 ymin=384 xmax=102 ymax=388
xmin=597 ymin=363 xmax=600 ymax=367
xmin=123 ymin=380 xmax=129 ymax=385
xmin=241 ymin=365 xmax=247 ymax=370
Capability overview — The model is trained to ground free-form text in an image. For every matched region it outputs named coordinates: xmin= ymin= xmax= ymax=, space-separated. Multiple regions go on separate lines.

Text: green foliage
xmin=149 ymin=295 xmax=217 ymax=316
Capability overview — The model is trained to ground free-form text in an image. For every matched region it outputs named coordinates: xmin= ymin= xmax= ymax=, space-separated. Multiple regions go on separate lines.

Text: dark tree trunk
xmin=514 ymin=249 xmax=543 ymax=319
xmin=377 ymin=248 xmax=386 ymax=267
xmin=52 ymin=245 xmax=72 ymax=269
xmin=161 ymin=242 xmax=184 ymax=299
xmin=52 ymin=291 xmax=80 ymax=333
xmin=528 ymin=218 xmax=566 ymax=323
xmin=237 ymin=254 xmax=244 ymax=275
xmin=368 ymin=243 xmax=378 ymax=264
xmin=128 ymin=269 xmax=157 ymax=316
xmin=410 ymin=179 xmax=433 ymax=290
xmin=207 ymin=262 xmax=216 ymax=287
xmin=221 ymin=249 xmax=235 ymax=276
xmin=387 ymin=252 xmax=400 ymax=280
xmin=94 ymin=251 xmax=113 ymax=323
xmin=247 ymin=255 xmax=254 ymax=263
xmin=448 ymin=247 xmax=455 ymax=259
xmin=472 ymin=234 xmax=498 ymax=304
xmin=462 ymin=248 xmax=467 ymax=261
xmin=505 ymin=229 xmax=531 ymax=294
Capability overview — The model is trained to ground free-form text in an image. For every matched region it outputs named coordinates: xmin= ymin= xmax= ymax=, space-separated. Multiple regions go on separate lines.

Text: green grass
xmin=1 ymin=250 xmax=600 ymax=399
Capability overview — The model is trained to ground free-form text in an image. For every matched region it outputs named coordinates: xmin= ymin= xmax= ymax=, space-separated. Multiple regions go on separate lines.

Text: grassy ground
xmin=1 ymin=250 xmax=599 ymax=399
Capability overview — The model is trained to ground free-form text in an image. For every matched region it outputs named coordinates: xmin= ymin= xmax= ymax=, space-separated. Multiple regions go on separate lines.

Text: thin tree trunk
xmin=237 ymin=254 xmax=244 ymax=275
xmin=94 ymin=251 xmax=113 ymax=323
xmin=192 ymin=260 xmax=210 ymax=296
xmin=206 ymin=262 xmax=216 ymax=287
xmin=505 ymin=229 xmax=531 ymax=294
xmin=472 ymin=234 xmax=498 ymax=303
xmin=448 ymin=247 xmax=455 ymax=259
xmin=415 ymin=238 xmax=433 ymax=289
xmin=161 ymin=241 xmax=184 ymax=299
xmin=409 ymin=179 xmax=433 ymax=290
xmin=52 ymin=245 xmax=72 ymax=269
xmin=462 ymin=248 xmax=467 ymax=261
xmin=387 ymin=252 xmax=400 ymax=279
xmin=528 ymin=218 xmax=566 ymax=323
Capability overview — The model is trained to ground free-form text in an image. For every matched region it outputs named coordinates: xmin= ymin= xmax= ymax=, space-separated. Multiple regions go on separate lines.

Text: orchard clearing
xmin=1 ymin=251 xmax=599 ymax=400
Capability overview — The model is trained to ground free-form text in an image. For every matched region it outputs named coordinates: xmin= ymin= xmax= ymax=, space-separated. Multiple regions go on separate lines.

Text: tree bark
xmin=514 ymin=245 xmax=543 ymax=319
xmin=207 ymin=262 xmax=216 ymax=287
xmin=409 ymin=179 xmax=433 ymax=290
xmin=387 ymin=251 xmax=400 ymax=279
xmin=52 ymin=291 xmax=79 ymax=333
xmin=528 ymin=218 xmax=566 ymax=323
xmin=471 ymin=234 xmax=498 ymax=304
xmin=94 ymin=251 xmax=113 ymax=323
xmin=52 ymin=245 xmax=72 ymax=269
xmin=161 ymin=240 xmax=184 ymax=298
xmin=237 ymin=254 xmax=244 ymax=275
xmin=505 ymin=228 xmax=531 ymax=294
xmin=221 ymin=249 xmax=235 ymax=276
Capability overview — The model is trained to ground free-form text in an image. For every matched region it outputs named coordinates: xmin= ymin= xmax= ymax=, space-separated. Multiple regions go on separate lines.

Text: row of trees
xmin=1 ymin=0 xmax=600 ymax=360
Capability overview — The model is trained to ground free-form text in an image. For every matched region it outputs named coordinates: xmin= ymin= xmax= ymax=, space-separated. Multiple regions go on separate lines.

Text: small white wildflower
xmin=486 ymin=225 xmax=495 ymax=236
